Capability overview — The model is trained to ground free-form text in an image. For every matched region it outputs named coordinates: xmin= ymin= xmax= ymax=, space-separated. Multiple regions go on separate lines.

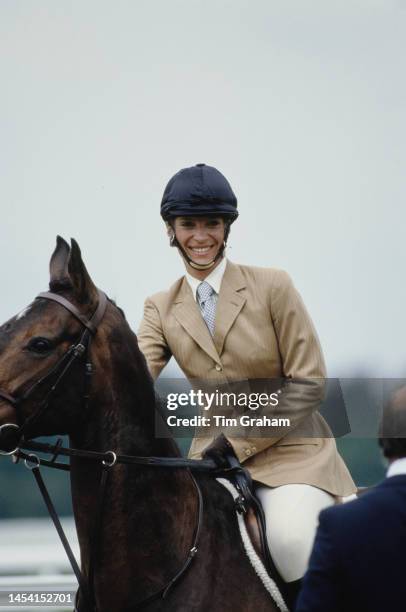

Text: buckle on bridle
xmin=73 ymin=343 xmax=87 ymax=357
xmin=102 ymin=451 xmax=117 ymax=467
xmin=24 ymin=453 xmax=41 ymax=470
xmin=235 ymin=494 xmax=248 ymax=514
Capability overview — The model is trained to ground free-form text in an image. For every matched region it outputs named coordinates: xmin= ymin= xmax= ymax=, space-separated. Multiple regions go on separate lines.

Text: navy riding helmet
xmin=160 ymin=164 xmax=238 ymax=270
xmin=160 ymin=163 xmax=238 ymax=222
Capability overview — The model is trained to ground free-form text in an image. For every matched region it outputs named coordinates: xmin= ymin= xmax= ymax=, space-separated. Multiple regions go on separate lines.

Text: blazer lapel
xmin=214 ymin=262 xmax=246 ymax=356
xmin=173 ymin=279 xmax=221 ymax=365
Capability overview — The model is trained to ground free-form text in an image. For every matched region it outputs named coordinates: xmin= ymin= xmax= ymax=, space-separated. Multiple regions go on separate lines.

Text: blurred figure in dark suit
xmin=296 ymin=385 xmax=406 ymax=612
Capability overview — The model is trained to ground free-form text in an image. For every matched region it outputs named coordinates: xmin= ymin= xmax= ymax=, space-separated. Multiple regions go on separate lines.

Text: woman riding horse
xmin=0 ymin=237 xmax=286 ymax=612
xmin=138 ymin=163 xmax=356 ymax=605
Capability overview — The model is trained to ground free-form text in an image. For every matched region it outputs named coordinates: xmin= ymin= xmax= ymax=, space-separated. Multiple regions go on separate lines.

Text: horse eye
xmin=27 ymin=337 xmax=53 ymax=354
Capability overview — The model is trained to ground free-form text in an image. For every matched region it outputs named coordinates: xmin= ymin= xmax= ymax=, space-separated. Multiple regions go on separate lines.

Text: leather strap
xmin=36 ymin=291 xmax=107 ymax=335
xmin=86 ymin=465 xmax=110 ymax=608
xmin=89 ymin=291 xmax=107 ymax=329
xmin=19 ymin=439 xmax=219 ymax=471
xmin=31 ymin=465 xmax=94 ymax=610
xmin=225 ymin=453 xmax=286 ymax=595
xmin=0 ymin=390 xmax=18 ymax=405
xmin=17 ymin=442 xmax=205 ymax=612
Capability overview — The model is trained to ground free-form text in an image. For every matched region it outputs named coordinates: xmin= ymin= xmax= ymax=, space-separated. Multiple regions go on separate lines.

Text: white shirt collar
xmin=185 ymin=257 xmax=227 ymax=301
xmin=387 ymin=457 xmax=406 ymax=478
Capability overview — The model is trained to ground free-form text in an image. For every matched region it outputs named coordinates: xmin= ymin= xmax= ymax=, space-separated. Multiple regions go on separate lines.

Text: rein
xmin=11 ymin=440 xmax=227 ymax=612
xmin=17 ymin=438 xmax=219 ymax=471
xmin=0 ymin=290 xmax=225 ymax=612
xmin=12 ymin=440 xmax=223 ymax=612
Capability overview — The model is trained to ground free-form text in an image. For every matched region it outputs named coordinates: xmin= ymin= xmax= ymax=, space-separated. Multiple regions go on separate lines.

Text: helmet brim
xmin=161 ymin=202 xmax=238 ymax=222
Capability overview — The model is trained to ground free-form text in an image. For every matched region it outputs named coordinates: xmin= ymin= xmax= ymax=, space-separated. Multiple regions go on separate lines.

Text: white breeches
xmin=256 ymin=484 xmax=335 ymax=583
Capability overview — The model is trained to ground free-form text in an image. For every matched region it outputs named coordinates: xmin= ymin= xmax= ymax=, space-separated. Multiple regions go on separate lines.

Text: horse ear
xmin=67 ymin=238 xmax=98 ymax=304
xmin=50 ymin=236 xmax=71 ymax=285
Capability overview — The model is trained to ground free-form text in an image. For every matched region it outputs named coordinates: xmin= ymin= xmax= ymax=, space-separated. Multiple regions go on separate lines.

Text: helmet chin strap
xmin=169 ymin=234 xmax=226 ymax=271
xmin=187 ymin=252 xmax=222 ymax=271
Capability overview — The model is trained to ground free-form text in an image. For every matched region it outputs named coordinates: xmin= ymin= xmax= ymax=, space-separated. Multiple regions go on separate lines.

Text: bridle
xmin=0 ymin=289 xmax=107 ymax=445
xmin=0 ymin=289 xmax=219 ymax=612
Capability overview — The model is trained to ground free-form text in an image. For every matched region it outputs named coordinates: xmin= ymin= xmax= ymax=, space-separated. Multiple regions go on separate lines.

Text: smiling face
xmin=172 ymin=216 xmax=226 ymax=278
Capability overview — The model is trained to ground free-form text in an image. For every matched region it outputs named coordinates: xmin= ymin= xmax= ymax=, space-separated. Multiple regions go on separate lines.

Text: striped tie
xmin=197 ymin=281 xmax=216 ymax=336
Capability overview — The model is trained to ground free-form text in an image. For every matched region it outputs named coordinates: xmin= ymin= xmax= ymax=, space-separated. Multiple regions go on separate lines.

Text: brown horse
xmin=0 ymin=237 xmax=281 ymax=612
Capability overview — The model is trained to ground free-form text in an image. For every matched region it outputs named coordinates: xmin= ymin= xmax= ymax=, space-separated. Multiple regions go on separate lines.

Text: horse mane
xmin=106 ymin=296 xmax=126 ymax=320
xmin=104 ymin=294 xmax=182 ymax=459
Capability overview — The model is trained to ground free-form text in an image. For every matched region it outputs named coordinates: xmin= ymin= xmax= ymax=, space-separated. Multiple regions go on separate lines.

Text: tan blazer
xmin=138 ymin=261 xmax=356 ymax=496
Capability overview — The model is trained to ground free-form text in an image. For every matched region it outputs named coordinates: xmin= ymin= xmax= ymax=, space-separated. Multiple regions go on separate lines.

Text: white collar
xmin=387 ymin=457 xmax=406 ymax=478
xmin=185 ymin=257 xmax=227 ymax=301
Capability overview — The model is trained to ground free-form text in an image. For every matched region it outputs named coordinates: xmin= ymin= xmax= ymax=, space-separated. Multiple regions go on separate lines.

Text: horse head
xmin=0 ymin=236 xmax=151 ymax=454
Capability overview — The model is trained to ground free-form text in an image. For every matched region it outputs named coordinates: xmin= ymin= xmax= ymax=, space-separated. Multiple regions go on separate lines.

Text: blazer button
xmin=215 ymin=364 xmax=222 ymax=372
xmin=244 ymin=448 xmax=252 ymax=456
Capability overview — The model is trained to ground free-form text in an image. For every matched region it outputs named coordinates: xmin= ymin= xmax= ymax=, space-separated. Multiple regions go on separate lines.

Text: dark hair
xmin=379 ymin=386 xmax=406 ymax=459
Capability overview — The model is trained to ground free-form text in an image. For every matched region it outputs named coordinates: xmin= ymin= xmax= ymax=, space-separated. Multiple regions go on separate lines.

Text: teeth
xmin=191 ymin=247 xmax=211 ymax=253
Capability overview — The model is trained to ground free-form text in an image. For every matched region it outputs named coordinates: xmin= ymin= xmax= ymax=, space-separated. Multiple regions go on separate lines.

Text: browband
xmin=36 ymin=290 xmax=107 ymax=335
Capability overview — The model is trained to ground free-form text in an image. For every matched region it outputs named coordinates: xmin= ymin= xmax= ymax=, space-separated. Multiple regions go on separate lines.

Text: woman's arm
xmin=271 ymin=269 xmax=326 ymax=379
xmin=228 ymin=269 xmax=327 ymax=461
xmin=138 ymin=297 xmax=172 ymax=380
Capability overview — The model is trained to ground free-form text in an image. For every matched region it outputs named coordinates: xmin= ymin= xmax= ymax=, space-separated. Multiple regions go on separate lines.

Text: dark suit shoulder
xmin=319 ymin=476 xmax=406 ymax=534
xmin=375 ymin=473 xmax=406 ymax=491
xmin=298 ymin=476 xmax=406 ymax=612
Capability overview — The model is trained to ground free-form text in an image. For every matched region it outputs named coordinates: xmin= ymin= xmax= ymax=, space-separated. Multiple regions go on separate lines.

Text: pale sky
xmin=1 ymin=0 xmax=405 ymax=377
